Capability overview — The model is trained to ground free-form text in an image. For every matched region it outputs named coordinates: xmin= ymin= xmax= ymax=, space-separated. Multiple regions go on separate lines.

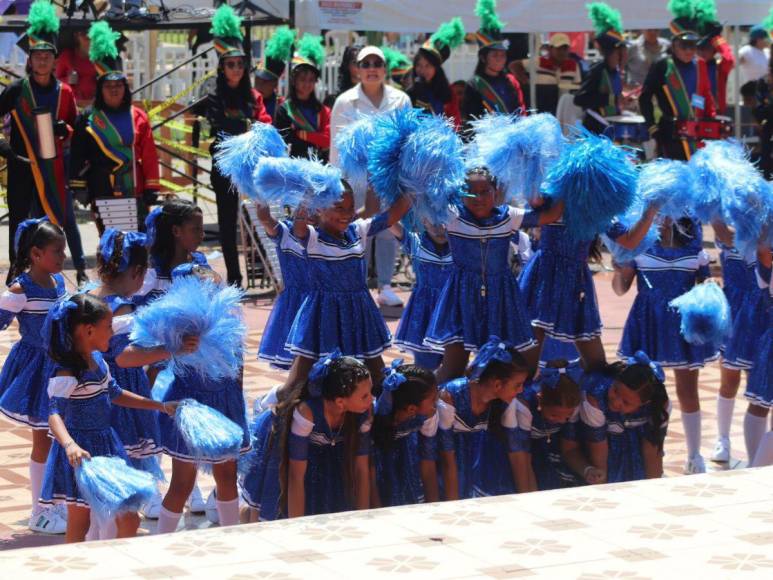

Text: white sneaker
xmin=140 ymin=489 xmax=163 ymax=519
xmin=684 ymin=455 xmax=707 ymax=475
xmin=29 ymin=506 xmax=67 ymax=534
xmin=205 ymin=489 xmax=219 ymax=524
xmin=377 ymin=286 xmax=403 ymax=307
xmin=187 ymin=484 xmax=206 ymax=514
xmin=710 ymin=437 xmax=731 ymax=463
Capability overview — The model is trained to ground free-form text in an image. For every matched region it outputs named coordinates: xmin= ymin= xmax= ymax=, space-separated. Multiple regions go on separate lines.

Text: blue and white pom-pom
xmin=130 ymin=276 xmax=245 ymax=381
xmin=637 ymin=158 xmax=695 ymax=221
xmin=335 ymin=113 xmax=379 ymax=199
xmin=252 ymin=156 xmax=344 ymax=211
xmin=76 ymin=456 xmax=156 ymax=522
xmin=669 ymin=281 xmax=731 ymax=346
xmin=214 ymin=122 xmax=288 ymax=198
xmin=399 ymin=114 xmax=465 ymax=225
xmin=688 ymin=140 xmax=749 ymax=224
xmin=367 ymin=107 xmax=424 ymax=209
xmin=465 ymin=113 xmax=519 ymax=171
xmin=721 ymin=164 xmax=772 ymax=257
xmin=473 ymin=113 xmax=564 ymax=202
xmin=175 ymin=398 xmax=244 ymax=462
xmin=542 ymin=129 xmax=637 ymax=242
xmin=601 ymin=198 xmax=660 ymax=263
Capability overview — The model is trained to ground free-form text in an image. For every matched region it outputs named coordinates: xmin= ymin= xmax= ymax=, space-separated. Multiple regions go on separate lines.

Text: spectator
xmin=626 ymin=29 xmax=670 ymax=86
xmin=55 ymin=30 xmax=97 ymax=107
xmin=329 ymin=46 xmax=411 ymax=307
xmin=323 ymin=44 xmax=362 ymax=107
xmin=534 ymin=33 xmax=581 ymax=115
xmin=739 ymin=25 xmax=771 ymax=92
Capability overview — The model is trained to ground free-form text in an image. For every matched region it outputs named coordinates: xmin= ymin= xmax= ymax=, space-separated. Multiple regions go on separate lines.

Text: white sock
xmin=156 ymin=506 xmax=182 ymax=534
xmin=681 ymin=410 xmax=702 ymax=459
xmin=716 ymin=395 xmax=735 ymax=440
xmin=29 ymin=460 xmax=46 ymax=515
xmin=216 ymin=498 xmax=240 ymax=527
xmin=85 ymin=519 xmax=100 ymax=541
xmin=98 ymin=518 xmax=117 ymax=540
xmin=744 ymin=412 xmax=768 ymax=463
xmin=751 ymin=432 xmax=773 ymax=467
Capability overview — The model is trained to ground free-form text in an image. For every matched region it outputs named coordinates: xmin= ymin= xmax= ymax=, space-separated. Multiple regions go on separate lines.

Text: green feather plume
xmin=762 ymin=7 xmax=773 ymax=31
xmin=210 ymin=5 xmax=243 ymax=41
xmin=668 ymin=0 xmax=695 ymax=19
xmin=475 ymin=0 xmax=504 ymax=35
xmin=381 ymin=46 xmax=411 ymax=74
xmin=296 ymin=34 xmax=325 ymax=69
xmin=431 ymin=17 xmax=466 ymax=50
xmin=694 ymin=0 xmax=717 ymax=26
xmin=586 ymin=2 xmax=623 ymax=35
xmin=265 ymin=26 xmax=296 ymax=62
xmin=88 ymin=21 xmax=120 ymax=62
xmin=27 ymin=0 xmax=59 ymax=36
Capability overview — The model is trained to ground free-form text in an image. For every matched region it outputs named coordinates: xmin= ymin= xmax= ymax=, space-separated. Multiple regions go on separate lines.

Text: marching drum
xmin=606 ymin=114 xmax=649 ymax=144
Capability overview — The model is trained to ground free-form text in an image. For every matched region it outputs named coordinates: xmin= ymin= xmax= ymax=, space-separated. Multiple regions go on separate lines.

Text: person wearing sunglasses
xmin=191 ymin=6 xmax=271 ymax=289
xmin=330 ymin=45 xmax=411 ymax=308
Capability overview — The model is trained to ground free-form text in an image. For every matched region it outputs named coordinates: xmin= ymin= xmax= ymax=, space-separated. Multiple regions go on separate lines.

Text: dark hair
xmin=215 ymin=58 xmax=256 ymax=110
xmin=372 ymin=365 xmax=437 ymax=451
xmin=9 ymin=221 xmax=65 ymax=282
xmin=97 ymin=231 xmax=149 ymax=282
xmin=49 ymin=294 xmax=111 ymax=376
xmin=277 ymin=356 xmax=371 ymax=515
xmin=411 ymin=50 xmax=452 ymax=104
xmin=588 ymin=236 xmax=604 ymax=264
xmin=289 ymin=65 xmax=322 ymax=109
xmin=539 ymin=360 xmax=582 ymax=409
xmin=150 ymin=199 xmax=203 ymax=274
xmin=608 ymin=360 xmax=670 ymax=451
xmin=337 ymin=45 xmax=363 ymax=94
xmin=474 ymin=47 xmax=506 ymax=77
xmin=672 ymin=217 xmax=699 ymax=249
xmin=94 ymin=77 xmax=132 ymax=111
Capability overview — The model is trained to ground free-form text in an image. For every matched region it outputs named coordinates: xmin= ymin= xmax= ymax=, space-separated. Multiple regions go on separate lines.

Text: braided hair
xmin=8 ymin=220 xmax=65 ymax=282
xmin=97 ymin=230 xmax=149 ymax=282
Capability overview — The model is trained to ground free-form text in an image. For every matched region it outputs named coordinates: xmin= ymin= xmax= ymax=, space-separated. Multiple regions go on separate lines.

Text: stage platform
xmin=0 ymin=467 xmax=771 ymax=578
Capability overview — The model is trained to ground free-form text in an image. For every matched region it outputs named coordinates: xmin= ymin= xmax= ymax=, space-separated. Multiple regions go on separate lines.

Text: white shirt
xmin=329 ymin=83 xmax=411 ymax=168
xmin=739 ymin=45 xmax=770 ymax=87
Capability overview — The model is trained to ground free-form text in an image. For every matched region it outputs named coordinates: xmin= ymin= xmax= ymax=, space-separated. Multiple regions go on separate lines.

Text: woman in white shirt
xmin=739 ymin=25 xmax=770 ymax=89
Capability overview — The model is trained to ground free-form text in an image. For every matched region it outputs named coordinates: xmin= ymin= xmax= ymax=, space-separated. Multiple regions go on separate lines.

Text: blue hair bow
xmin=14 ymin=217 xmax=49 ymax=253
xmin=469 ymin=336 xmax=512 ymax=381
xmin=627 ymin=351 xmax=666 ymax=383
xmin=100 ymin=229 xmax=148 ymax=274
xmin=40 ymin=298 xmax=77 ymax=354
xmin=540 ymin=366 xmax=567 ymax=390
xmin=375 ymin=358 xmax=406 ymax=416
xmin=308 ymin=349 xmax=343 ymax=398
xmin=144 ymin=207 xmax=163 ymax=247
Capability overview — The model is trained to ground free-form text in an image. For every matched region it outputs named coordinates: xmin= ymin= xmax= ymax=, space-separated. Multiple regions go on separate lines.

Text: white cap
xmin=357 ymin=45 xmax=385 ymax=63
xmin=549 ymin=33 xmax=571 ymax=48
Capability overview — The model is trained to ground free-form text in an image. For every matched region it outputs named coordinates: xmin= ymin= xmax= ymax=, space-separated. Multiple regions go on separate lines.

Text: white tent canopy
xmin=293 ymin=0 xmax=772 ymax=33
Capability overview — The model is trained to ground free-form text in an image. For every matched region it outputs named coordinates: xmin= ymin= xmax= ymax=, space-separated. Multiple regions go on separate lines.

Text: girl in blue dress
xmin=710 ymin=222 xmax=768 ymax=463
xmin=391 ymin=223 xmax=452 ymax=371
xmin=371 ymin=362 xmax=439 ymax=507
xmin=255 ymin=205 xmax=312 ymax=370
xmin=437 ymin=337 xmax=531 ymax=500
xmin=744 ymin=248 xmax=773 ymax=465
xmin=240 ymin=407 xmax=281 ymax=521
xmin=283 ymin=182 xmax=412 ymax=387
xmin=39 ymin=294 xmax=178 ymax=543
xmin=0 ymin=218 xmax=68 ymax=534
xmin=519 ymin=201 xmax=660 ymax=372
xmin=279 ymin=352 xmax=373 ymax=517
xmin=613 ymin=217 xmax=716 ymax=475
xmin=425 ymin=167 xmax=563 ymax=382
xmin=578 ymin=352 xmax=670 ymax=484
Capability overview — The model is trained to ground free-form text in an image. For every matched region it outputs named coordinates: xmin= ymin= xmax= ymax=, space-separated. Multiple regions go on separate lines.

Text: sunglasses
xmin=225 ymin=60 xmax=245 ymax=69
xmin=359 ymin=60 xmax=385 ymax=69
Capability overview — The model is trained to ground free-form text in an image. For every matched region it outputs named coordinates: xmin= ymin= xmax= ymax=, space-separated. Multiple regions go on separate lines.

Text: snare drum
xmin=676 ymin=118 xmax=732 ymax=141
xmin=606 ymin=114 xmax=649 ymax=143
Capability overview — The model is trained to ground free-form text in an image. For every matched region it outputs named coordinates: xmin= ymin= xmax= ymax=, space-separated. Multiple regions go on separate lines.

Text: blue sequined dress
xmin=0 ymin=273 xmax=65 ymax=428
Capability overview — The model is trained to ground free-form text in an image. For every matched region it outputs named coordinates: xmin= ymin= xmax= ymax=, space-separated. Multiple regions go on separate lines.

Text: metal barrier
xmin=239 ymin=198 xmax=282 ymax=294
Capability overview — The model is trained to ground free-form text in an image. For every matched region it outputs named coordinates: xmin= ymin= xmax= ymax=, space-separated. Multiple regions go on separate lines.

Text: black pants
xmin=6 ymin=158 xmax=36 ymax=268
xmin=211 ymin=165 xmax=242 ymax=286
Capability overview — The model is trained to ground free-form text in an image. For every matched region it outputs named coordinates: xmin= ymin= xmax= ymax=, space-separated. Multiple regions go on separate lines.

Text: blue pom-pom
xmin=151 ymin=366 xmax=175 ymax=402
xmin=721 ymin=165 xmax=772 ymax=257
xmin=252 ymin=157 xmax=344 ymax=210
xmin=368 ymin=107 xmax=424 ymax=209
xmin=638 ymin=158 xmax=695 ymax=220
xmin=474 ymin=113 xmax=564 ymax=202
xmin=214 ymin=122 xmax=288 ymax=198
xmin=128 ymin=455 xmax=165 ymax=482
xmin=335 ymin=113 xmax=378 ymax=199
xmin=669 ymin=281 xmax=731 ymax=346
xmin=76 ymin=456 xmax=156 ymax=521
xmin=399 ymin=114 xmax=465 ymax=225
xmin=175 ymin=398 xmax=244 ymax=462
xmin=130 ymin=277 xmax=245 ymax=381
xmin=542 ymin=129 xmax=637 ymax=242
xmin=601 ymin=199 xmax=660 ymax=263
xmin=465 ymin=113 xmax=519 ymax=170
